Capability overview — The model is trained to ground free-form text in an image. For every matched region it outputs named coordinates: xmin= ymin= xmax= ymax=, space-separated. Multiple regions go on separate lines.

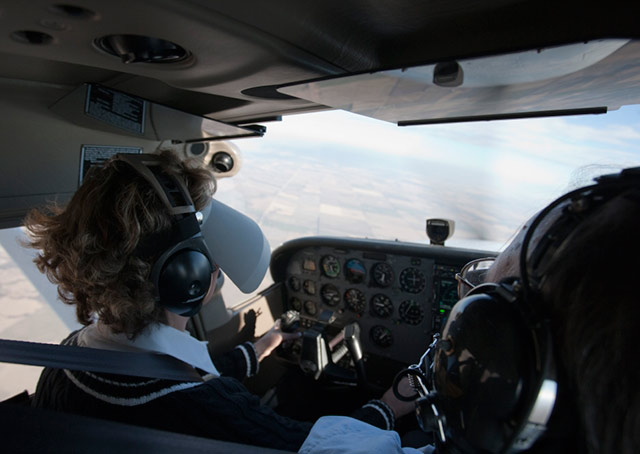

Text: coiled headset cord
xmin=392 ymin=334 xmax=439 ymax=401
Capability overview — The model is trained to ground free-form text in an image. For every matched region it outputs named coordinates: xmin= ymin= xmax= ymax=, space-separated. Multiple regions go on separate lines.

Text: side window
xmin=0 ymin=227 xmax=79 ymax=400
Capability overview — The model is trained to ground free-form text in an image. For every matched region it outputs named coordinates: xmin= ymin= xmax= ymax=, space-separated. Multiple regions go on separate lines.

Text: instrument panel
xmin=271 ymin=237 xmax=494 ymax=364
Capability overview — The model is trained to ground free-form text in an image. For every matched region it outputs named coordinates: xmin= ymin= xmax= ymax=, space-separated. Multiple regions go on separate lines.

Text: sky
xmin=214 ymin=105 xmax=640 ymax=251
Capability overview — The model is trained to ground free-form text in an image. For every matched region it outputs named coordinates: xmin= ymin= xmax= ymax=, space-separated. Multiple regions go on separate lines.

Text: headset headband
xmin=116 ymin=153 xmax=196 ymax=216
xmin=521 ymin=167 xmax=640 ymax=297
xmin=114 ymin=153 xmax=213 ymax=316
xmin=115 ymin=153 xmax=272 ymax=297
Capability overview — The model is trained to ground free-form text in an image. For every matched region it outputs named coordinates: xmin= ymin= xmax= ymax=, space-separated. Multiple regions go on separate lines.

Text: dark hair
xmin=24 ymin=151 xmax=216 ymax=338
xmin=541 ymin=190 xmax=640 ymax=454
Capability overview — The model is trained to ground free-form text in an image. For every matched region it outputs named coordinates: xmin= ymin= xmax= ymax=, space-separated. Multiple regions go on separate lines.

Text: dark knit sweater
xmin=32 ymin=329 xmax=394 ymax=451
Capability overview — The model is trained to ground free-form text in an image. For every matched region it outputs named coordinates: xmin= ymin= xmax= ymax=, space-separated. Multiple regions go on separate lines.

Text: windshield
xmin=214 ymin=106 xmax=640 ymax=252
xmin=1 ymin=106 xmax=639 ymax=400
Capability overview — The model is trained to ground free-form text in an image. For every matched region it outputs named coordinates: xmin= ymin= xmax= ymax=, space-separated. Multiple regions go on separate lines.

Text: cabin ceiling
xmin=0 ymin=0 xmax=638 ymax=123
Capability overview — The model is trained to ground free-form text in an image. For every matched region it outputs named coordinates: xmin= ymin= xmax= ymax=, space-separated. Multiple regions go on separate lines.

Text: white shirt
xmin=299 ymin=416 xmax=434 ymax=454
xmin=77 ymin=322 xmax=220 ymax=377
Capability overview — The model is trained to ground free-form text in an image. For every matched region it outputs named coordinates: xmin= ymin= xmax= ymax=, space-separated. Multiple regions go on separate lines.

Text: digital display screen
xmin=438 ymin=278 xmax=458 ymax=310
xmin=432 ymin=264 xmax=461 ymax=331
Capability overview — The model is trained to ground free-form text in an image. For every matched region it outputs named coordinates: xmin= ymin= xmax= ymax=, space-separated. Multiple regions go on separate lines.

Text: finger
xmin=280 ymin=331 xmax=302 ymax=342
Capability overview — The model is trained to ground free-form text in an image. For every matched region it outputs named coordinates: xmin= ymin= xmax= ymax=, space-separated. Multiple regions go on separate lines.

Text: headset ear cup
xmin=433 ymin=285 xmax=537 ymax=453
xmin=157 ymin=249 xmax=213 ymax=315
xmin=115 ymin=154 xmax=216 ymax=316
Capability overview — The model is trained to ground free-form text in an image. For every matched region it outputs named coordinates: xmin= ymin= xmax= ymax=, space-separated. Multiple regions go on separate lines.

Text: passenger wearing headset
xmin=300 ymin=168 xmax=640 ymax=454
xmin=27 ymin=151 xmax=408 ymax=451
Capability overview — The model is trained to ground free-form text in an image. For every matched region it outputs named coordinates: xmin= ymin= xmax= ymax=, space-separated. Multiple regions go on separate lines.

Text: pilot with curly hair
xmin=27 ymin=151 xmax=413 ymax=451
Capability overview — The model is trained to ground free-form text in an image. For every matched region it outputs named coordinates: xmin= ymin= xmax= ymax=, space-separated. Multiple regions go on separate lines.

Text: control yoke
xmin=293 ymin=310 xmax=367 ymax=387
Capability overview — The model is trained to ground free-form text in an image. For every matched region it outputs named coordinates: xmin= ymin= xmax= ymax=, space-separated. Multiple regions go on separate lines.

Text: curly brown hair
xmin=25 ymin=151 xmax=216 ymax=338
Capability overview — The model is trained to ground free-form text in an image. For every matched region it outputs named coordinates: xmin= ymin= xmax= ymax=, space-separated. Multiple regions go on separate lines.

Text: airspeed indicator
xmin=321 ymin=255 xmax=341 ymax=278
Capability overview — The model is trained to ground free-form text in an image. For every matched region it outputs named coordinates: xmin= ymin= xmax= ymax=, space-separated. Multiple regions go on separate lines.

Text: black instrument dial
xmin=288 ymin=276 xmax=301 ymax=291
xmin=370 ymin=325 xmax=393 ymax=348
xmin=372 ymin=262 xmax=394 ymax=287
xmin=289 ymin=297 xmax=302 ymax=311
xmin=302 ymin=258 xmax=316 ymax=272
xmin=304 ymin=300 xmax=317 ymax=316
xmin=399 ymin=300 xmax=425 ymax=325
xmin=399 ymin=267 xmax=426 ymax=293
xmin=303 ymin=279 xmax=316 ymax=295
xmin=321 ymin=255 xmax=341 ymax=278
xmin=321 ymin=284 xmax=341 ymax=306
xmin=345 ymin=259 xmax=366 ymax=284
xmin=344 ymin=288 xmax=366 ymax=314
xmin=370 ymin=294 xmax=393 ymax=318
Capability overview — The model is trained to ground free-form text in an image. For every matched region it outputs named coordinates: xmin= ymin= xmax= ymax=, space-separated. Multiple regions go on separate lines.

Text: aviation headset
xmin=396 ymin=167 xmax=640 ymax=453
xmin=115 ymin=153 xmax=215 ymax=317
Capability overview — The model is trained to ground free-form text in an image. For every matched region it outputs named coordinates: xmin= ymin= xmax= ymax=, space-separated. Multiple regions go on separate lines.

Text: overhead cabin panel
xmin=1 ymin=1 xmax=639 ymax=123
xmin=0 ymin=0 xmax=344 ymax=123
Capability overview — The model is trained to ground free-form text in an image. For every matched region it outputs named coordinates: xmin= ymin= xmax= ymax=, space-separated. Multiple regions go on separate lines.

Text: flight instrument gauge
xmin=344 ymin=259 xmax=366 ymax=283
xmin=289 ymin=297 xmax=302 ymax=312
xmin=372 ymin=262 xmax=394 ymax=287
xmin=370 ymin=294 xmax=393 ymax=318
xmin=344 ymin=288 xmax=366 ymax=314
xmin=321 ymin=284 xmax=341 ymax=306
xmin=303 ymin=279 xmax=316 ymax=295
xmin=370 ymin=325 xmax=393 ymax=348
xmin=288 ymin=276 xmax=301 ymax=291
xmin=399 ymin=300 xmax=425 ymax=325
xmin=321 ymin=255 xmax=341 ymax=278
xmin=399 ymin=267 xmax=426 ymax=293
xmin=304 ymin=300 xmax=317 ymax=316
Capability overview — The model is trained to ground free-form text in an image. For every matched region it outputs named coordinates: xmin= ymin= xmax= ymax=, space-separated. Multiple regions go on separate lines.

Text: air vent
xmin=10 ymin=31 xmax=53 ymax=45
xmin=49 ymin=4 xmax=97 ymax=20
xmin=95 ymin=34 xmax=190 ymax=64
xmin=211 ymin=152 xmax=234 ymax=173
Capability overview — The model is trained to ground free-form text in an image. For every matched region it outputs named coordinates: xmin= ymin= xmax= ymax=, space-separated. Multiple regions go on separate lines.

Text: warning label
xmin=79 ymin=145 xmax=142 ymax=185
xmin=85 ymin=85 xmax=146 ymax=135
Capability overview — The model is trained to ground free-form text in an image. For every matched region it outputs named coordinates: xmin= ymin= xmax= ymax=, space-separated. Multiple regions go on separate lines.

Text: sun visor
xmin=278 ymin=39 xmax=640 ymax=125
xmin=199 ymin=199 xmax=270 ymax=293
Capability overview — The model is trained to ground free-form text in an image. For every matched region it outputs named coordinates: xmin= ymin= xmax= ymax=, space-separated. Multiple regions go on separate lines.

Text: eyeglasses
xmin=455 ymin=257 xmax=495 ymax=299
